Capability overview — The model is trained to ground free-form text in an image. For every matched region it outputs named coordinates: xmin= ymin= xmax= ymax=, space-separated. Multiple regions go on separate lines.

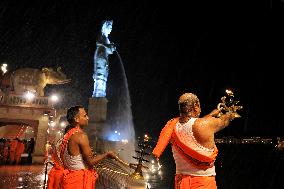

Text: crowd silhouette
xmin=0 ymin=137 xmax=35 ymax=165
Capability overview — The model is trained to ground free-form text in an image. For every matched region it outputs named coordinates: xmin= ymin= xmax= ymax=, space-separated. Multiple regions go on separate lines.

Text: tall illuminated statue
xmin=92 ymin=20 xmax=116 ymax=97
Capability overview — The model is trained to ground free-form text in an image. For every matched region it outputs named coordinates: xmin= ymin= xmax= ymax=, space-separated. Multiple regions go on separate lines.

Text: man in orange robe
xmin=15 ymin=139 xmax=25 ymax=164
xmin=2 ymin=140 xmax=10 ymax=164
xmin=153 ymin=93 xmax=238 ymax=189
xmin=47 ymin=140 xmax=64 ymax=189
xmin=9 ymin=138 xmax=18 ymax=164
xmin=47 ymin=105 xmax=119 ymax=189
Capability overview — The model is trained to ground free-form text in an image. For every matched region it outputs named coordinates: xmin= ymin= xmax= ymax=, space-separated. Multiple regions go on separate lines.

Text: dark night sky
xmin=0 ymin=0 xmax=283 ymax=139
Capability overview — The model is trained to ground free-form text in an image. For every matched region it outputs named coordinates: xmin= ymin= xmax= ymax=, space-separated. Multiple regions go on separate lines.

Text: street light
xmin=60 ymin=122 xmax=66 ymax=127
xmin=24 ymin=91 xmax=35 ymax=100
xmin=50 ymin=94 xmax=59 ymax=108
xmin=1 ymin=63 xmax=7 ymax=74
xmin=49 ymin=121 xmax=56 ymax=128
xmin=50 ymin=94 xmax=59 ymax=102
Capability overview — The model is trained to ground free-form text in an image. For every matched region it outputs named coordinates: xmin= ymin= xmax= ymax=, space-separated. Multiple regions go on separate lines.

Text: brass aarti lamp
xmin=217 ymin=89 xmax=243 ymax=118
xmin=130 ymin=134 xmax=150 ymax=180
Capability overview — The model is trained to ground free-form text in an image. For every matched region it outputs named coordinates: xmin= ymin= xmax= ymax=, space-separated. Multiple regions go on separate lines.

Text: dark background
xmin=1 ymin=0 xmax=283 ymax=139
xmin=1 ymin=1 xmax=284 ymax=188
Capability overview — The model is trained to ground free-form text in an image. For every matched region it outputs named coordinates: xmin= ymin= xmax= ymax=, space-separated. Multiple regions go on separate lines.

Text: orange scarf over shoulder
xmin=152 ymin=118 xmax=179 ymax=159
xmin=152 ymin=117 xmax=218 ymax=170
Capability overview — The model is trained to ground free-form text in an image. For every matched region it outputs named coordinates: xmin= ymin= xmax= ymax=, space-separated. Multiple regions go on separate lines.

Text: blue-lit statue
xmin=92 ymin=20 xmax=116 ymax=97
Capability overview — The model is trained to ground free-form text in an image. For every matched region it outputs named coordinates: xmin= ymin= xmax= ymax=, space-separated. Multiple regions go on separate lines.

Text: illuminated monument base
xmin=87 ymin=97 xmax=136 ymax=164
xmin=86 ymin=97 xmax=108 ymax=151
xmin=87 ymin=97 xmax=145 ymax=189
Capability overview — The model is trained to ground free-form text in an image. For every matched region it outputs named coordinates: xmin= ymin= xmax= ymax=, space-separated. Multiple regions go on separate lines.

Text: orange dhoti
xmin=3 ymin=146 xmax=9 ymax=163
xmin=9 ymin=140 xmax=18 ymax=164
xmin=175 ymin=174 xmax=217 ymax=189
xmin=15 ymin=142 xmax=25 ymax=164
xmin=61 ymin=169 xmax=98 ymax=189
xmin=47 ymin=166 xmax=64 ymax=189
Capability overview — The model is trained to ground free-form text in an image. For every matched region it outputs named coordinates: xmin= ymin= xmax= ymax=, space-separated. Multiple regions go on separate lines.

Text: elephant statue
xmin=0 ymin=67 xmax=71 ymax=96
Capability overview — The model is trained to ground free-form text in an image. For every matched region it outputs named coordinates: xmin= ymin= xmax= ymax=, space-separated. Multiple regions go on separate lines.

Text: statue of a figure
xmin=92 ymin=20 xmax=116 ymax=97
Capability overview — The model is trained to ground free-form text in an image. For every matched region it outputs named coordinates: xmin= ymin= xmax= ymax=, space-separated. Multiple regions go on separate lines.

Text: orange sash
xmin=60 ymin=127 xmax=82 ymax=163
xmin=171 ymin=129 xmax=218 ymax=170
xmin=153 ymin=117 xmax=218 ymax=170
xmin=152 ymin=118 xmax=179 ymax=159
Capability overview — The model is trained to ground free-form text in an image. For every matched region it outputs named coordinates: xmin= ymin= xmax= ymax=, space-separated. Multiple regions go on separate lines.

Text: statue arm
xmin=96 ymin=35 xmax=115 ymax=53
xmin=96 ymin=43 xmax=116 ymax=53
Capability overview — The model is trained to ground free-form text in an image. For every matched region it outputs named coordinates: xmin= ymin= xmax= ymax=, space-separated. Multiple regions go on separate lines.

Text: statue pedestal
xmin=87 ymin=97 xmax=108 ymax=150
xmin=87 ymin=97 xmax=136 ymax=163
xmin=88 ymin=97 xmax=108 ymax=122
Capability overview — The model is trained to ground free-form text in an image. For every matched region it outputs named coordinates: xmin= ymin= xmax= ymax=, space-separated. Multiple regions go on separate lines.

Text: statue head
xmin=101 ymin=20 xmax=113 ymax=37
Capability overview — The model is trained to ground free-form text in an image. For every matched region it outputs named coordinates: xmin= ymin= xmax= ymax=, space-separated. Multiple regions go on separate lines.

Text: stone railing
xmin=215 ymin=137 xmax=274 ymax=145
xmin=95 ymin=158 xmax=146 ymax=189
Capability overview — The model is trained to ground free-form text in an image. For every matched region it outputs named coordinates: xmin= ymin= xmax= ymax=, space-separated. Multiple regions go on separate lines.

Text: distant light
xmin=49 ymin=122 xmax=56 ymax=127
xmin=24 ymin=91 xmax=35 ymax=100
xmin=145 ymin=174 xmax=149 ymax=180
xmin=107 ymin=133 xmax=120 ymax=141
xmin=144 ymin=134 xmax=149 ymax=141
xmin=50 ymin=94 xmax=59 ymax=102
xmin=60 ymin=122 xmax=66 ymax=127
xmin=1 ymin=63 xmax=7 ymax=74
xmin=115 ymin=131 xmax=117 ymax=133
xmin=225 ymin=89 xmax=233 ymax=95
xmin=157 ymin=162 xmax=162 ymax=170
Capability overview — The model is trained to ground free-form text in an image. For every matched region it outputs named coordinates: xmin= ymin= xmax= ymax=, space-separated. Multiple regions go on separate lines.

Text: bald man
xmin=153 ymin=93 xmax=238 ymax=189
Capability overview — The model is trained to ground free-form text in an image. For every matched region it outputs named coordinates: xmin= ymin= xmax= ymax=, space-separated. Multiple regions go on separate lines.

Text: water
xmin=146 ymin=144 xmax=284 ymax=189
xmin=106 ymin=51 xmax=135 ymax=142
xmin=1 ymin=145 xmax=283 ymax=189
xmin=102 ymin=50 xmax=136 ymax=163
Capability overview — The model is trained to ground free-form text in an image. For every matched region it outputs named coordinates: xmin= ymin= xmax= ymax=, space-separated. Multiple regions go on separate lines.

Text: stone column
xmin=32 ymin=118 xmax=48 ymax=164
xmin=87 ymin=97 xmax=108 ymax=151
